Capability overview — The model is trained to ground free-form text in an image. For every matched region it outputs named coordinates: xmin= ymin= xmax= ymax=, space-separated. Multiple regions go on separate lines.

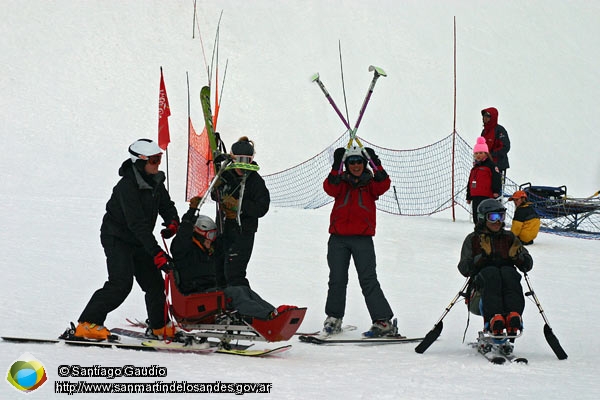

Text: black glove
xmin=365 ymin=147 xmax=381 ymax=166
xmin=327 ymin=173 xmax=341 ymax=185
xmin=160 ymin=219 xmax=179 ymax=239
xmin=472 ymin=254 xmax=487 ymax=269
xmin=332 ymin=147 xmax=345 ymax=169
xmin=373 ymin=169 xmax=388 ymax=182
xmin=153 ymin=250 xmax=174 ymax=273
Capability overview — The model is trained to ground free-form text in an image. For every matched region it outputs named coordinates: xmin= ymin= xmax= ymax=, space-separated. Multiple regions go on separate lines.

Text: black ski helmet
xmin=477 ymin=198 xmax=506 ymax=222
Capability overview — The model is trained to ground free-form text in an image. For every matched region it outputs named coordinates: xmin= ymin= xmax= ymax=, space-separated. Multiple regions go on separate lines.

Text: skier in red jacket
xmin=481 ymin=107 xmax=510 ymax=179
xmin=322 ymin=145 xmax=396 ymax=338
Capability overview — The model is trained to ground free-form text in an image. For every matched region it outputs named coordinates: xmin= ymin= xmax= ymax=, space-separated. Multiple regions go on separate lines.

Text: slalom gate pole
xmin=523 ymin=273 xmax=568 ymax=360
xmin=415 ymin=277 xmax=470 ymax=354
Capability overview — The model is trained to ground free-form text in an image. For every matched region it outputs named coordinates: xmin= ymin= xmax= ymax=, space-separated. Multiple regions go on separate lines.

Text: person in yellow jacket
xmin=508 ymin=191 xmax=540 ymax=245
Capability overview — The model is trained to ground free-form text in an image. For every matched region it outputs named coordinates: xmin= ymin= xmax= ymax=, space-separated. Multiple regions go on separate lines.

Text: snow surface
xmin=1 ymin=1 xmax=599 ymax=399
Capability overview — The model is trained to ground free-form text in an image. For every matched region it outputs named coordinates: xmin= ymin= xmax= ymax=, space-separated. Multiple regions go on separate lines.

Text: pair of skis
xmin=1 ymin=326 xmax=291 ymax=358
xmin=312 ymin=65 xmax=386 ymax=172
xmin=470 ymin=331 xmax=528 ymax=365
xmin=298 ymin=322 xmax=424 ymax=345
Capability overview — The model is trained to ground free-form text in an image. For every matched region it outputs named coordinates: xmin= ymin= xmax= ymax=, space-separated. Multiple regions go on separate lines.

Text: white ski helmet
xmin=194 ymin=215 xmax=218 ymax=241
xmin=128 ymin=139 xmax=163 ymax=162
xmin=346 ymin=145 xmax=363 ymax=158
xmin=344 ymin=145 xmax=366 ymax=167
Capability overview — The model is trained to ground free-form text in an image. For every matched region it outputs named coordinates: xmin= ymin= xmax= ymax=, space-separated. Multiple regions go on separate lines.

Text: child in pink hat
xmin=466 ymin=137 xmax=502 ymax=224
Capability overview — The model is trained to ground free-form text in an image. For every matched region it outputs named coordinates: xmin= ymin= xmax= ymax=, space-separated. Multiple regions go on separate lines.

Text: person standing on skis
xmin=458 ymin=198 xmax=533 ymax=336
xmin=75 ymin=139 xmax=179 ymax=340
xmin=212 ymin=136 xmax=270 ymax=288
xmin=322 ymin=145 xmax=396 ymax=338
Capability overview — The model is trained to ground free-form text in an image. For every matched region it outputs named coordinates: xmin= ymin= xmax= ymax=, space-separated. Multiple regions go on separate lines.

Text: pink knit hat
xmin=473 ymin=137 xmax=489 ymax=153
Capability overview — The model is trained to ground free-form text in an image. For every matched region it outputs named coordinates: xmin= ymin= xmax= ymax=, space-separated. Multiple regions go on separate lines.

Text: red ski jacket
xmin=323 ymin=169 xmax=390 ymax=236
xmin=466 ymin=158 xmax=502 ymax=199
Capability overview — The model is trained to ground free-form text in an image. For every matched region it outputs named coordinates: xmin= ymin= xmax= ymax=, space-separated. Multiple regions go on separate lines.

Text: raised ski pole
xmin=415 ymin=278 xmax=470 ymax=354
xmin=311 ymin=72 xmax=351 ymax=130
xmin=312 ymin=66 xmax=387 ymax=171
xmin=193 ymin=157 xmax=234 ymax=212
xmin=523 ymin=273 xmax=568 ymax=360
xmin=348 ymin=65 xmax=386 ymax=171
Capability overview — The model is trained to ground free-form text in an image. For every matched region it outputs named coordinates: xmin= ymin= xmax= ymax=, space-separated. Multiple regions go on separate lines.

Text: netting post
xmin=451 ymin=17 xmax=457 ymax=222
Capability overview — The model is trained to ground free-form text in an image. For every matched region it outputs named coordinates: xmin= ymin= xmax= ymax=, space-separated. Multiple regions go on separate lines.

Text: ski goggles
xmin=147 ymin=154 xmax=162 ymax=165
xmin=195 ymin=228 xmax=218 ymax=242
xmin=346 ymin=156 xmax=364 ymax=165
xmin=486 ymin=212 xmax=505 ymax=223
xmin=234 ymin=155 xmax=253 ymax=164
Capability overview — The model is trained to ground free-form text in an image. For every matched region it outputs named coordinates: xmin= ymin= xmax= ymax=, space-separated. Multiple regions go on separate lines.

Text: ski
xmin=224 ymin=162 xmax=259 ymax=172
xmin=140 ymin=340 xmax=217 ymax=354
xmin=215 ymin=345 xmax=292 ymax=357
xmin=476 ymin=347 xmax=528 ymax=365
xmin=112 ymin=327 xmax=288 ymax=357
xmin=200 ymin=85 xmax=218 ymax=155
xmin=299 ymin=335 xmax=423 ymax=345
xmin=470 ymin=331 xmax=528 ymax=365
xmin=294 ymin=325 xmax=357 ymax=337
xmin=111 ymin=327 xmax=251 ymax=350
xmin=1 ymin=336 xmax=214 ymax=354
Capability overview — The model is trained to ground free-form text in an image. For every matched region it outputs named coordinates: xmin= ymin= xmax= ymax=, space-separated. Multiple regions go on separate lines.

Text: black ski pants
xmin=325 ymin=234 xmax=393 ymax=322
xmin=477 ymin=265 xmax=525 ymax=322
xmin=216 ymin=221 xmax=255 ymax=288
xmin=78 ymin=235 xmax=167 ymax=329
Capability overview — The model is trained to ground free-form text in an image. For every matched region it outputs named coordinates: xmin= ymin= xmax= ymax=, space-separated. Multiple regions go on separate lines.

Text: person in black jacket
xmin=170 ymin=198 xmax=279 ymax=320
xmin=212 ymin=136 xmax=270 ymax=288
xmin=458 ymin=199 xmax=533 ymax=336
xmin=75 ymin=139 xmax=179 ymax=340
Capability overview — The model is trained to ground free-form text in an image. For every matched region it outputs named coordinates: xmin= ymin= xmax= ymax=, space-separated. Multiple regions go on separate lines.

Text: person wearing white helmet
xmin=74 ymin=138 xmax=180 ymax=340
xmin=170 ymin=196 xmax=283 ymax=320
xmin=322 ymin=145 xmax=396 ymax=338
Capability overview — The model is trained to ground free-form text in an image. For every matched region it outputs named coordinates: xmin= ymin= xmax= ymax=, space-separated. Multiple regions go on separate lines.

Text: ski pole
xmin=313 ymin=67 xmax=387 ymax=171
xmin=193 ymin=157 xmax=233 ymax=212
xmin=352 ymin=65 xmax=386 ymax=135
xmin=523 ymin=273 xmax=568 ymax=360
xmin=344 ymin=66 xmax=387 ymax=171
xmin=311 ymin=73 xmax=352 ymax=131
xmin=415 ymin=277 xmax=470 ymax=354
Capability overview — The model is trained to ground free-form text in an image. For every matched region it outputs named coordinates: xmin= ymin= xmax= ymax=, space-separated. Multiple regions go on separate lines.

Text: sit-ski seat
xmin=167 ymin=271 xmax=307 ymax=341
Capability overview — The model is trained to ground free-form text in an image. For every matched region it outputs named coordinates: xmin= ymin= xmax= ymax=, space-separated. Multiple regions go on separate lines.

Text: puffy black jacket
xmin=213 ymin=167 xmax=270 ymax=233
xmin=100 ymin=159 xmax=178 ymax=256
xmin=170 ymin=208 xmax=219 ymax=293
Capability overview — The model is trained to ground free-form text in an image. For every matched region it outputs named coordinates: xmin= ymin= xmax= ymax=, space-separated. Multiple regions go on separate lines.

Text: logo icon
xmin=6 ymin=353 xmax=48 ymax=394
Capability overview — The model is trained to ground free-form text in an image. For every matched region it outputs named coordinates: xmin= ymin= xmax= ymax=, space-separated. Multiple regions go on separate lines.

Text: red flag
xmin=158 ymin=67 xmax=171 ymax=150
